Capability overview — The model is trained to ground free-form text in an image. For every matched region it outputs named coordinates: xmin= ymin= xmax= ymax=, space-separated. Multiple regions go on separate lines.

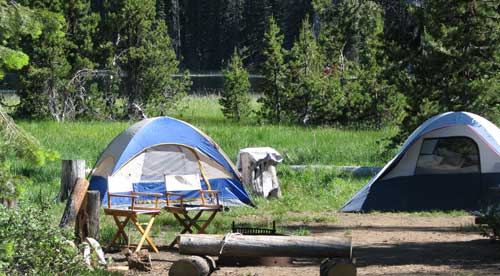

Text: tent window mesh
xmin=415 ymin=137 xmax=480 ymax=175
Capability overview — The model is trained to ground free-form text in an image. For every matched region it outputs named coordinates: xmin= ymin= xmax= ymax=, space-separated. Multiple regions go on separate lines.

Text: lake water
xmin=174 ymin=73 xmax=265 ymax=94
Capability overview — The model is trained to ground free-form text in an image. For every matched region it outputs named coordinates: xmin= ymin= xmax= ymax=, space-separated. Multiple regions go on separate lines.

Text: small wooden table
xmin=104 ymin=208 xmax=160 ymax=253
xmin=104 ymin=191 xmax=162 ymax=253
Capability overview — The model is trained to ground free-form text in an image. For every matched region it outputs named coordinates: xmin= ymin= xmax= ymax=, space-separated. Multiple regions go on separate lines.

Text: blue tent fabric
xmin=341 ymin=112 xmax=500 ymax=212
xmin=113 ymin=117 xmax=237 ymax=177
xmin=89 ymin=117 xmax=254 ymax=207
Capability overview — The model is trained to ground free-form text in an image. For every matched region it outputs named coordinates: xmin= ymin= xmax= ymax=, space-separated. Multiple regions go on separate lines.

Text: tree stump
xmin=127 ymin=249 xmax=152 ymax=272
xmin=59 ymin=159 xmax=86 ymax=202
xmin=320 ymin=259 xmax=356 ymax=276
xmin=59 ymin=178 xmax=89 ymax=228
xmin=238 ymin=148 xmax=282 ymax=199
xmin=76 ymin=191 xmax=100 ymax=242
xmin=169 ymin=256 xmax=213 ymax=276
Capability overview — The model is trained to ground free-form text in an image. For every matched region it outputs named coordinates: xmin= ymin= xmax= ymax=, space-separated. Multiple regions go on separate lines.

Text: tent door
xmin=410 ymin=137 xmax=481 ymax=210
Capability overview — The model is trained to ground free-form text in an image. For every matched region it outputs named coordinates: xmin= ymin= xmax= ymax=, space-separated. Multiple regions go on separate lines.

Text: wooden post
xmin=178 ymin=234 xmax=352 ymax=258
xmin=59 ymin=159 xmax=86 ymax=202
xmin=76 ymin=191 xmax=100 ymax=242
xmin=169 ymin=256 xmax=214 ymax=276
xmin=240 ymin=152 xmax=254 ymax=188
xmin=59 ymin=178 xmax=89 ymax=228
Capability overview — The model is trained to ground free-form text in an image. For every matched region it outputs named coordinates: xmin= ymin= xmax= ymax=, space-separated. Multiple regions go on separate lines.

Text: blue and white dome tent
xmin=89 ymin=116 xmax=255 ymax=207
xmin=342 ymin=112 xmax=500 ymax=212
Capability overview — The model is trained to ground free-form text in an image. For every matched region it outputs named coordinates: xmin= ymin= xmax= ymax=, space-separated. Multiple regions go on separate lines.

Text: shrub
xmin=480 ymin=203 xmax=500 ymax=240
xmin=0 ymin=203 xmax=92 ymax=275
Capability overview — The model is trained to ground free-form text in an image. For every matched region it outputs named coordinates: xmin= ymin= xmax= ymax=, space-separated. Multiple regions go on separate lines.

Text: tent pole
xmin=186 ymin=148 xmax=212 ymax=190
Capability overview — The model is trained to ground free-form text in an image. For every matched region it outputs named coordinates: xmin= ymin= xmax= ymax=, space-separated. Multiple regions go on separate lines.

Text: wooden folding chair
xmin=163 ymin=174 xmax=222 ymax=247
xmin=103 ymin=176 xmax=162 ymax=253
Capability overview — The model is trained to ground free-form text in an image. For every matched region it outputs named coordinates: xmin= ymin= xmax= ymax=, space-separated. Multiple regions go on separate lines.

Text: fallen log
xmin=178 ymin=234 xmax=352 ymax=259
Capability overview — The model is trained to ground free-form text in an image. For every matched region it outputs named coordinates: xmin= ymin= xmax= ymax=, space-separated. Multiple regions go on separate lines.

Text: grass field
xmin=15 ymin=95 xmax=398 ymax=242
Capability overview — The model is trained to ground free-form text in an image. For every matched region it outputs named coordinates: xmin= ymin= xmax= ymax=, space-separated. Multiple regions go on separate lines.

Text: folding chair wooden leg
xmin=198 ymin=210 xmax=219 ymax=234
xmin=174 ymin=213 xmax=193 ymax=234
xmin=181 ymin=211 xmax=205 ymax=234
xmin=109 ymin=215 xmax=130 ymax=248
xmin=131 ymin=215 xmax=159 ymax=253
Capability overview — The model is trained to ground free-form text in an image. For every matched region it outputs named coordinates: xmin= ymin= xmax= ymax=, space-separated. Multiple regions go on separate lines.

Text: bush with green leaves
xmin=0 ymin=110 xmax=58 ymax=204
xmin=0 ymin=204 xmax=91 ymax=275
xmin=480 ymin=203 xmax=500 ymax=240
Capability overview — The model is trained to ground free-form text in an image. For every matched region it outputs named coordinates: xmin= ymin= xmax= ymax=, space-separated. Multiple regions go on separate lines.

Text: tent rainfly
xmin=89 ymin=116 xmax=254 ymax=207
xmin=342 ymin=112 xmax=500 ymax=212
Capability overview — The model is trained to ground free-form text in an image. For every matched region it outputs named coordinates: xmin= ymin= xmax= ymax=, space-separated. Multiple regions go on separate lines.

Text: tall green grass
xmin=19 ymin=96 xmax=395 ymax=167
xmin=13 ymin=95 xmax=394 ymax=244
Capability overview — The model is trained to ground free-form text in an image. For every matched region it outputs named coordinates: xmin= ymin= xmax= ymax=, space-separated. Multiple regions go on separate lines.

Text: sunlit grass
xmin=11 ymin=94 xmax=452 ymax=247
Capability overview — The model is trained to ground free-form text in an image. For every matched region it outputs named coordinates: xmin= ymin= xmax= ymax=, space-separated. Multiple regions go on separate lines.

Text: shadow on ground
xmin=283 ymin=224 xmax=478 ymax=234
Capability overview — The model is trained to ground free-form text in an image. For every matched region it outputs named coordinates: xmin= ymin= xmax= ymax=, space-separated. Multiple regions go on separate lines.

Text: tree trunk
xmin=76 ymin=190 xmax=100 ymax=243
xmin=169 ymin=256 xmax=213 ymax=276
xmin=59 ymin=178 xmax=89 ymax=228
xmin=59 ymin=159 xmax=86 ymax=202
xmin=178 ymin=234 xmax=352 ymax=258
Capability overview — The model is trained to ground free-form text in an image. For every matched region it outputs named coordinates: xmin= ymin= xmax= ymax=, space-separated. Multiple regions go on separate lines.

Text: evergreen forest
xmin=0 ymin=0 xmax=499 ymax=143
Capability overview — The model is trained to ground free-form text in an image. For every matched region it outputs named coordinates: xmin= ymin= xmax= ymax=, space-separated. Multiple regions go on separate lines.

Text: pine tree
xmin=258 ymin=16 xmax=287 ymax=123
xmin=242 ymin=0 xmax=272 ymax=68
xmin=390 ymin=0 xmax=500 ymax=144
xmin=15 ymin=6 xmax=71 ymax=120
xmin=219 ymin=0 xmax=244 ymax=67
xmin=103 ymin=0 xmax=189 ymax=117
xmin=356 ymin=4 xmax=405 ymax=128
xmin=64 ymin=0 xmax=99 ymax=72
xmin=284 ymin=16 xmax=324 ymax=124
xmin=0 ymin=0 xmax=42 ymax=80
xmin=220 ymin=49 xmax=252 ymax=121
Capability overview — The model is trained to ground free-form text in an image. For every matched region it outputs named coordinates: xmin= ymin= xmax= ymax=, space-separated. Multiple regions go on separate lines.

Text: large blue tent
xmin=342 ymin=112 xmax=500 ymax=212
xmin=89 ymin=116 xmax=254 ymax=207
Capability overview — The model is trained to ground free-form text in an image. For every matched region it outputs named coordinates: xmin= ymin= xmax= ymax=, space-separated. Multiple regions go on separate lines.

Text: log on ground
xmin=178 ymin=234 xmax=352 ymax=259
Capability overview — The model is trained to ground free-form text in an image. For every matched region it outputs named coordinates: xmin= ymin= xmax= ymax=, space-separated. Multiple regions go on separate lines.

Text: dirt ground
xmin=108 ymin=213 xmax=500 ymax=275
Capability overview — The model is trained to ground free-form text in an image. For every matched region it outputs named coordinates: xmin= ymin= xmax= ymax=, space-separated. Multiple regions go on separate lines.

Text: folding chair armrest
xmin=165 ymin=192 xmax=185 ymax=197
xmin=109 ymin=193 xmax=140 ymax=199
xmin=131 ymin=192 xmax=163 ymax=209
xmin=107 ymin=193 xmax=139 ymax=208
xmin=132 ymin=192 xmax=163 ymax=197
xmin=165 ymin=192 xmax=186 ymax=207
xmin=200 ymin=190 xmax=220 ymax=194
xmin=199 ymin=189 xmax=220 ymax=206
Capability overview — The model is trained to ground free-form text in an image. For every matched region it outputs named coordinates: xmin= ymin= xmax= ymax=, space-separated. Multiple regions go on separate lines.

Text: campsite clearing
xmin=107 ymin=212 xmax=500 ymax=275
